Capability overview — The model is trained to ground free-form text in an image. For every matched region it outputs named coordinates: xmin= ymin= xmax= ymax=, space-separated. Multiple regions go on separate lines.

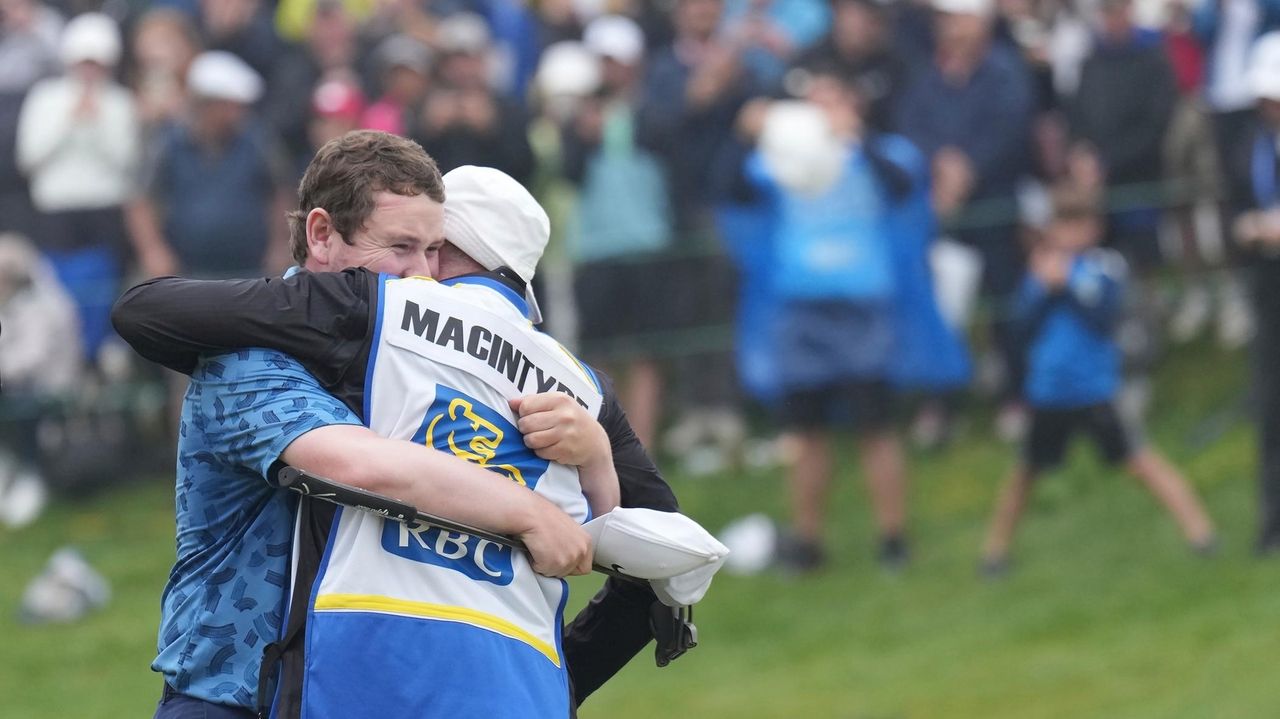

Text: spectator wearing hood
xmin=16 ymin=12 xmax=140 ymax=365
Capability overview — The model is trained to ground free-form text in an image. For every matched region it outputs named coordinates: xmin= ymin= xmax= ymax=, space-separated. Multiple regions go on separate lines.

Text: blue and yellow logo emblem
xmin=380 ymin=386 xmax=550 ymax=584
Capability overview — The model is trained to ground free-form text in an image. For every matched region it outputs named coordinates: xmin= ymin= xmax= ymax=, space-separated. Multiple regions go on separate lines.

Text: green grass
xmin=2 ymin=341 xmax=1275 ymax=718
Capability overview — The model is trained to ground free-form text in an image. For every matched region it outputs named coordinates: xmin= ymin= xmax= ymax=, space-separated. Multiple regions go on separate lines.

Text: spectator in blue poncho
xmin=741 ymin=71 xmax=914 ymax=572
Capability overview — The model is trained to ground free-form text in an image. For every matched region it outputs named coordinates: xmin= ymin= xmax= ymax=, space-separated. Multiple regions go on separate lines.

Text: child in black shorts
xmin=979 ymin=185 xmax=1217 ymax=575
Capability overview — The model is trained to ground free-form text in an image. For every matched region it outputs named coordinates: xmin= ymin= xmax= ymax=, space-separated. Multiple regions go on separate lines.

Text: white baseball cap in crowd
xmin=583 ymin=15 xmax=646 ymax=66
xmin=437 ymin=13 xmax=491 ymax=55
xmin=1249 ymin=32 xmax=1280 ymax=102
xmin=442 ymin=166 xmax=548 ymax=323
xmin=536 ymin=41 xmax=603 ymax=98
xmin=376 ymin=34 xmax=432 ymax=76
xmin=932 ymin=0 xmax=995 ymax=17
xmin=187 ymin=51 xmax=264 ymax=104
xmin=60 ymin=13 xmax=122 ymax=68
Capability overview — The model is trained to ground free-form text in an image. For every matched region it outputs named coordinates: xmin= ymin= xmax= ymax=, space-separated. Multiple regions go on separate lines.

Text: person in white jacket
xmin=0 ymin=232 xmax=82 ymax=528
xmin=15 ymin=12 xmax=140 ymax=367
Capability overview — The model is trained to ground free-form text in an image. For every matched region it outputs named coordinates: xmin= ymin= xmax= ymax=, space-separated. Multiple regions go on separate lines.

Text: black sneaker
xmin=1256 ymin=529 xmax=1280 ymax=557
xmin=877 ymin=535 xmax=910 ymax=572
xmin=978 ymin=555 xmax=1011 ymax=580
xmin=775 ymin=534 xmax=827 ymax=575
xmin=1191 ymin=535 xmax=1220 ymax=558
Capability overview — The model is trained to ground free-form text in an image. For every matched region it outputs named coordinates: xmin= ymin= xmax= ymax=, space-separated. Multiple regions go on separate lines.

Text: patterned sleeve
xmin=191 ymin=349 xmax=363 ymax=481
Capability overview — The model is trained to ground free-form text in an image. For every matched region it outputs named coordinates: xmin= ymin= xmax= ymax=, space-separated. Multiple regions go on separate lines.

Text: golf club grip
xmin=276 ymin=467 xmax=643 ymax=585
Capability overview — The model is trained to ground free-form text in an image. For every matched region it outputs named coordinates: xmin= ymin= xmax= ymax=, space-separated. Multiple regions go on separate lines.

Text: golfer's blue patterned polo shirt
xmin=153 ymin=349 xmax=359 ymax=708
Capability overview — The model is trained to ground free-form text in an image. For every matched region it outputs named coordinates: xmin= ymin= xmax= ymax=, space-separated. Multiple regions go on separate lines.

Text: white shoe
xmin=18 ymin=547 xmax=110 ymax=624
xmin=1169 ymin=286 xmax=1211 ymax=344
xmin=741 ymin=437 xmax=787 ymax=470
xmin=96 ymin=340 xmax=134 ymax=383
xmin=681 ymin=445 xmax=729 ymax=478
xmin=995 ymin=403 xmax=1029 ymax=444
xmin=0 ymin=467 xmax=47 ymax=529
xmin=1216 ymin=290 xmax=1255 ymax=350
xmin=718 ymin=514 xmax=778 ymax=576
xmin=910 ymin=406 xmax=950 ymax=450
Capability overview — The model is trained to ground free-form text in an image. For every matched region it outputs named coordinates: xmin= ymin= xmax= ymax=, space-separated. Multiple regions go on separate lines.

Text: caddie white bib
xmin=297 ymin=274 xmax=601 ymax=719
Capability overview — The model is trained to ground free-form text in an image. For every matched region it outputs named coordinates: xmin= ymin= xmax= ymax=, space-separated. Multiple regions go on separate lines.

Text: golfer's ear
xmin=306 ymin=208 xmax=337 ymax=266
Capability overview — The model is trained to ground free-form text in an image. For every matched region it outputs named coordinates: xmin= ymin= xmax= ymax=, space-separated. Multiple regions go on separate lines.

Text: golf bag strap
xmin=649 ymin=602 xmax=697 ymax=668
xmin=256 ymin=496 xmax=330 ymax=718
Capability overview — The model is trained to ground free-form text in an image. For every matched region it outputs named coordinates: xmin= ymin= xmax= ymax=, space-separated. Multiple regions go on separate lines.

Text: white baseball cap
xmin=1250 ymin=32 xmax=1280 ymax=101
xmin=442 ymin=166 xmax=548 ymax=323
xmin=187 ymin=51 xmax=263 ymax=104
xmin=437 ymin=13 xmax=491 ymax=55
xmin=60 ymin=13 xmax=122 ymax=68
xmin=376 ymin=34 xmax=432 ymax=75
xmin=933 ymin=0 xmax=995 ymax=17
xmin=536 ymin=41 xmax=602 ymax=98
xmin=583 ymin=15 xmax=645 ymax=66
xmin=584 ymin=508 xmax=730 ymax=581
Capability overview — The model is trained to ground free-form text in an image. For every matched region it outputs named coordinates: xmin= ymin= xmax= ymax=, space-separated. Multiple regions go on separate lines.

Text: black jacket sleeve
xmin=111 ymin=268 xmax=376 ymax=388
xmin=563 ymin=369 xmax=680 ymax=707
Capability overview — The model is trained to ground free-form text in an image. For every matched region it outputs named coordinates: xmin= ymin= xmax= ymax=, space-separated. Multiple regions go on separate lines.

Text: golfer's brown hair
xmin=288 ymin=130 xmax=445 ymax=264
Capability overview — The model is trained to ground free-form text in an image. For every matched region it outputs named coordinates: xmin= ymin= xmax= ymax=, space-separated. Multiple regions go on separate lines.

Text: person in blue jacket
xmin=979 ymin=185 xmax=1217 ymax=575
xmin=744 ymin=71 xmax=913 ymax=572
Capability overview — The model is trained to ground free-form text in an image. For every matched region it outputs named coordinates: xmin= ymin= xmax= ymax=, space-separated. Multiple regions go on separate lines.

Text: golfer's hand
xmin=511 ymin=393 xmax=610 ymax=467
xmin=519 ymin=496 xmax=593 ymax=578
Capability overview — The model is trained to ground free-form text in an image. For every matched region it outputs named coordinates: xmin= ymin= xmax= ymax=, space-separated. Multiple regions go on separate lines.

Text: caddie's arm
xmin=282 ymin=424 xmax=593 ymax=578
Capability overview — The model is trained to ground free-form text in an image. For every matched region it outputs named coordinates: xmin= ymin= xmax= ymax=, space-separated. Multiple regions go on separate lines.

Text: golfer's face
xmin=336 ymin=190 xmax=445 ymax=278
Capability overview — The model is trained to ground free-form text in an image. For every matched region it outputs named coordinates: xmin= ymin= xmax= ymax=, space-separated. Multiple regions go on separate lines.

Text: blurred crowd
xmin=2 ymin=0 xmax=1280 ymax=557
